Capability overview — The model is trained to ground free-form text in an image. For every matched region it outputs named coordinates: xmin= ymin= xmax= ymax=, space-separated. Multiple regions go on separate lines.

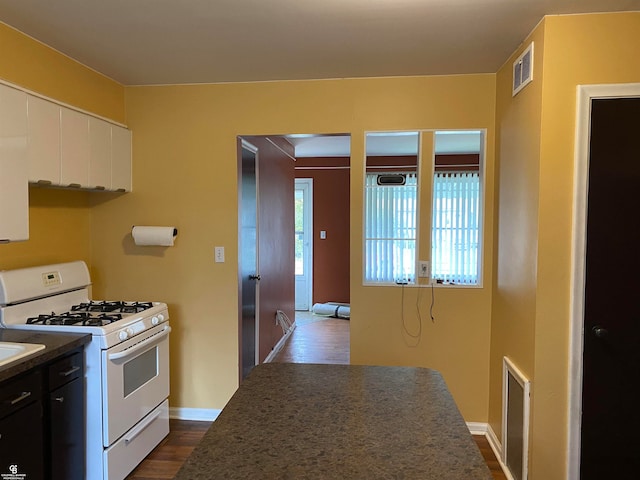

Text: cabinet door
xmin=112 ymin=126 xmax=132 ymax=192
xmin=27 ymin=94 xmax=61 ymax=185
xmin=89 ymin=117 xmax=111 ymax=190
xmin=0 ymin=84 xmax=29 ymax=242
xmin=60 ymin=107 xmax=89 ymax=188
xmin=49 ymin=377 xmax=84 ymax=480
xmin=0 ymin=401 xmax=44 ymax=479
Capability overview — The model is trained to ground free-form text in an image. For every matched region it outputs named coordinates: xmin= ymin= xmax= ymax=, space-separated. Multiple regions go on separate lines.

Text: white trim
xmin=568 ymin=82 xmax=640 ymax=480
xmin=502 ymin=357 xmax=530 ymax=480
xmin=294 ymin=178 xmax=313 ymax=311
xmin=466 ymin=422 xmax=487 ymax=435
xmin=169 ymin=407 xmax=220 ymax=422
xmin=486 ymin=424 xmax=514 ymax=480
xmin=263 ymin=322 xmax=297 ymax=363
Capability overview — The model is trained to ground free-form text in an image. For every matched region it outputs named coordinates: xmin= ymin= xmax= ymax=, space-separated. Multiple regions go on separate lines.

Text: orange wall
xmin=295 ymin=157 xmax=350 ymax=304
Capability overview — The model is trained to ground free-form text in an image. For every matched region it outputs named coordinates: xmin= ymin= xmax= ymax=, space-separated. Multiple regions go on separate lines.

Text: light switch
xmin=320 ymin=230 xmax=326 ymax=239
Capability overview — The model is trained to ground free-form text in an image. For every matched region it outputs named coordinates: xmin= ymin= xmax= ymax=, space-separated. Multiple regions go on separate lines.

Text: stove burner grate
xmin=71 ymin=301 xmax=154 ymax=314
xmin=28 ymin=312 xmax=91 ymax=326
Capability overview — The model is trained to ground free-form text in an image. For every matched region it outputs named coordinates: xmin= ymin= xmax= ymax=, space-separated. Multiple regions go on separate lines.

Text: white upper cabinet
xmin=111 ymin=126 xmax=132 ymax=192
xmin=89 ymin=117 xmax=111 ymax=190
xmin=60 ymin=107 xmax=90 ymax=188
xmin=27 ymin=95 xmax=61 ymax=185
xmin=0 ymin=84 xmax=29 ymax=241
xmin=24 ymin=87 xmax=132 ymax=192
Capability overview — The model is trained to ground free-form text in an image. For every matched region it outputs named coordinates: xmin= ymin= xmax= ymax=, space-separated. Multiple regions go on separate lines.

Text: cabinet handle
xmin=54 ymin=397 xmax=64 ymax=403
xmin=9 ymin=391 xmax=31 ymax=405
xmin=36 ymin=179 xmax=52 ymax=185
xmin=94 ymin=185 xmax=106 ymax=190
xmin=68 ymin=183 xmax=81 ymax=188
xmin=59 ymin=365 xmax=80 ymax=377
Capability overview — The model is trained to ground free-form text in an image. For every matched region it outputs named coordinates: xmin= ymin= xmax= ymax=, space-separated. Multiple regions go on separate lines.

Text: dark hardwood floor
xmin=127 ymin=312 xmax=506 ymax=479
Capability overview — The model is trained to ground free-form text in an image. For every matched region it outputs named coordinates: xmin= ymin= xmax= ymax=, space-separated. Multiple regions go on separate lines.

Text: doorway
xmin=295 ymin=178 xmax=313 ymax=311
xmin=238 ymin=139 xmax=259 ymax=381
xmin=569 ymin=83 xmax=640 ymax=478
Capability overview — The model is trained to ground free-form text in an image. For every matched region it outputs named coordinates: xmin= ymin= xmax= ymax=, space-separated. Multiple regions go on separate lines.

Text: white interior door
xmin=295 ymin=178 xmax=313 ymax=310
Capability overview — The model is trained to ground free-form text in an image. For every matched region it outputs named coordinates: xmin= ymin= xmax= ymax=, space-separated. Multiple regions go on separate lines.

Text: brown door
xmin=580 ymin=97 xmax=640 ymax=478
xmin=238 ymin=139 xmax=259 ymax=381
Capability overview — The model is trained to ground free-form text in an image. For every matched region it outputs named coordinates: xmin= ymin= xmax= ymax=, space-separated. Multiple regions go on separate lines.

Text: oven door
xmin=102 ymin=323 xmax=171 ymax=446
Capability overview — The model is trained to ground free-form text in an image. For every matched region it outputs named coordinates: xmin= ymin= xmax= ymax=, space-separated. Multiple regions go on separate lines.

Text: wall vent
xmin=502 ymin=357 xmax=530 ymax=480
xmin=376 ymin=174 xmax=406 ymax=186
xmin=512 ymin=42 xmax=534 ymax=96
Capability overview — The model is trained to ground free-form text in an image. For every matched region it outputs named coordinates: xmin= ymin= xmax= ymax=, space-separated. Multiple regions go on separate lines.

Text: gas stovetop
xmin=25 ymin=300 xmax=157 ymax=327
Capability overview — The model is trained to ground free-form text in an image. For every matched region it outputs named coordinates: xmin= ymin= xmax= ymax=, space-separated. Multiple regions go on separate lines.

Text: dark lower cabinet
xmin=47 ymin=351 xmax=84 ymax=480
xmin=0 ymin=378 xmax=45 ymax=480
xmin=0 ymin=347 xmax=84 ymax=480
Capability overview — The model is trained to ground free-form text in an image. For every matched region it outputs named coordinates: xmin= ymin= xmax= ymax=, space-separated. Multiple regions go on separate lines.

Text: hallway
xmin=271 ymin=311 xmax=350 ymax=364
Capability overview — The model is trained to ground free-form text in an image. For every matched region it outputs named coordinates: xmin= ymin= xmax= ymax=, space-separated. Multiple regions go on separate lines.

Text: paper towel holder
xmin=131 ymin=226 xmax=178 ymax=247
xmin=131 ymin=226 xmax=178 ymax=236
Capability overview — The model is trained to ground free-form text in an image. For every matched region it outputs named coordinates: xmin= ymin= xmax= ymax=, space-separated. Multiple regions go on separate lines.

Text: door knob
xmin=249 ymin=274 xmax=261 ymax=281
xmin=592 ymin=325 xmax=609 ymax=338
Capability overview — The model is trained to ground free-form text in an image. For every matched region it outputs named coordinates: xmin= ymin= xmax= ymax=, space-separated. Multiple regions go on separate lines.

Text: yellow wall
xmin=0 ymin=22 xmax=125 ymax=270
xmin=492 ymin=12 xmax=640 ymax=480
xmin=490 ymin=21 xmax=544 ymax=436
xmin=86 ymin=75 xmax=497 ymax=416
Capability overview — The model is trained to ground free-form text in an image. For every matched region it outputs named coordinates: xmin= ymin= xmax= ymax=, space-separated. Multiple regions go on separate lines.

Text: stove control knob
xmin=119 ymin=330 xmax=129 ymax=341
xmin=126 ymin=328 xmax=134 ymax=337
xmin=157 ymin=313 xmax=166 ymax=323
xmin=152 ymin=316 xmax=159 ymax=325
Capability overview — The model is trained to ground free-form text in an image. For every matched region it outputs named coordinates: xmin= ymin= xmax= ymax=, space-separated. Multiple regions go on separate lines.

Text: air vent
xmin=512 ymin=42 xmax=534 ymax=96
xmin=377 ymin=174 xmax=406 ymax=186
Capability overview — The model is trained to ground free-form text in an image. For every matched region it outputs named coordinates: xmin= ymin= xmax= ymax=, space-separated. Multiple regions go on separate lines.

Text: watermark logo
xmin=1 ymin=463 xmax=27 ymax=479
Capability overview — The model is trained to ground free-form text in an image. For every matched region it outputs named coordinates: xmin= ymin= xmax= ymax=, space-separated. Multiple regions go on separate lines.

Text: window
xmin=363 ymin=130 xmax=483 ymax=286
xmin=431 ymin=171 xmax=480 ymax=284
xmin=364 ymin=173 xmax=417 ymax=283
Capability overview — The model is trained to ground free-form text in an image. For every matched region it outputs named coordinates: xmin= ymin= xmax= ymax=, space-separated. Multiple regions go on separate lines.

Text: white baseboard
xmin=486 ymin=424 xmax=514 ymax=480
xmin=169 ymin=407 xmax=221 ymax=422
xmin=467 ymin=422 xmax=488 ymax=435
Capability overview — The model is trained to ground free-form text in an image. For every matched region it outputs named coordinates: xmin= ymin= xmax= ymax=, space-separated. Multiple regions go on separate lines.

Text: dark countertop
xmin=175 ymin=363 xmax=492 ymax=480
xmin=0 ymin=329 xmax=90 ymax=383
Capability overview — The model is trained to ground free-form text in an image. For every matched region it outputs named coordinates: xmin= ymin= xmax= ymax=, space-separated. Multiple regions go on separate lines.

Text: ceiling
xmin=288 ymin=131 xmax=482 ymax=157
xmin=0 ymin=1 xmax=639 ymax=86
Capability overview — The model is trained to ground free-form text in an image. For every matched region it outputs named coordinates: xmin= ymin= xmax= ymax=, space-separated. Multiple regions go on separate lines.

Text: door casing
xmin=568 ymin=82 xmax=640 ymax=479
xmin=294 ymin=178 xmax=313 ymax=310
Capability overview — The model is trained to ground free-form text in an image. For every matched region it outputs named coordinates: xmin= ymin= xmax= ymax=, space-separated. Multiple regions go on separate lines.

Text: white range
xmin=0 ymin=261 xmax=171 ymax=480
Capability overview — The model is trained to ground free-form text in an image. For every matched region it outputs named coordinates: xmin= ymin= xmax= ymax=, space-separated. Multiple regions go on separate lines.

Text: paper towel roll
xmin=132 ymin=226 xmax=177 ymax=246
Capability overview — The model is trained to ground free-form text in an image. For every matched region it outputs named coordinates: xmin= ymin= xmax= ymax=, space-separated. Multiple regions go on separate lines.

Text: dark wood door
xmin=580 ymin=97 xmax=640 ymax=478
xmin=239 ymin=140 xmax=258 ymax=381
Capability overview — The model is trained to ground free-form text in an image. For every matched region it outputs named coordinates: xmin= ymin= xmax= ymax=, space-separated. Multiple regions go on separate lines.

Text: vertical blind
xmin=365 ymin=173 xmax=417 ymax=283
xmin=431 ymin=172 xmax=480 ymax=284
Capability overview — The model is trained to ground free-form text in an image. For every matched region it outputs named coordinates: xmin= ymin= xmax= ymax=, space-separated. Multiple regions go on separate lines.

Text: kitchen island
xmin=175 ymin=363 xmax=492 ymax=479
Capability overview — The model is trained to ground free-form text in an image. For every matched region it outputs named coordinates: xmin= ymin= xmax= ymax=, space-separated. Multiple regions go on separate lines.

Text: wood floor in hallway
xmin=128 ymin=311 xmax=506 ymax=480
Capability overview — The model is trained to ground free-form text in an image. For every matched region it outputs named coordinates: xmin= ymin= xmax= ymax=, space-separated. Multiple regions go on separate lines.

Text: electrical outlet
xmin=214 ymin=246 xmax=225 ymax=263
xmin=418 ymin=261 xmax=430 ymax=278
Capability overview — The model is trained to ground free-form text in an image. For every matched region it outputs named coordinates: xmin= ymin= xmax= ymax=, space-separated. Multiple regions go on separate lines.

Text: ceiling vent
xmin=512 ymin=42 xmax=534 ymax=96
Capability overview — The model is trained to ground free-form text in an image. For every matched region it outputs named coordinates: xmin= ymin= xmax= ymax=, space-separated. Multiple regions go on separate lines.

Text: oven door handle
xmin=107 ymin=326 xmax=171 ymax=362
